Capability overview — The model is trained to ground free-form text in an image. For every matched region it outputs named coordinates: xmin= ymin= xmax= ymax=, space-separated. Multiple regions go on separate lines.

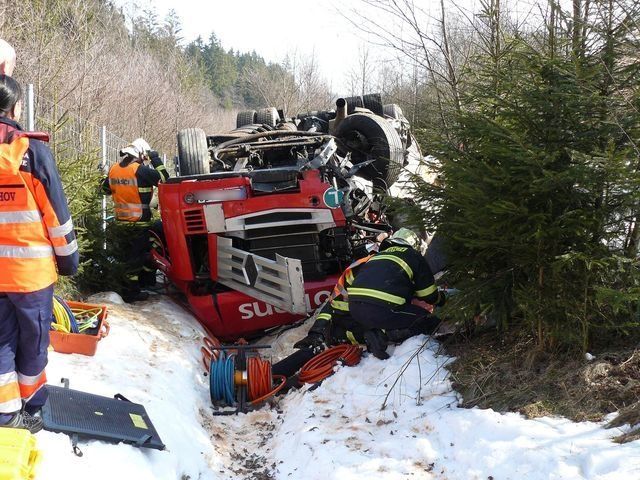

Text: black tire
xmin=177 ymin=128 xmax=209 ymax=176
xmin=256 ymin=107 xmax=280 ymax=127
xmin=383 ymin=103 xmax=404 ymax=119
xmin=362 ymin=93 xmax=384 ymax=116
xmin=277 ymin=122 xmax=298 ymax=131
xmin=237 ymin=110 xmax=257 ymax=128
xmin=335 ymin=113 xmax=404 ymax=188
xmin=231 ymin=124 xmax=274 ymax=135
xmin=343 ymin=95 xmax=364 ymax=114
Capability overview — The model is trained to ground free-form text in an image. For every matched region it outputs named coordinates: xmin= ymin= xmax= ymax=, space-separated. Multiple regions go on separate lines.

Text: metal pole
xmin=100 ymin=126 xmax=107 ymax=250
xmin=26 ymin=84 xmax=35 ymax=131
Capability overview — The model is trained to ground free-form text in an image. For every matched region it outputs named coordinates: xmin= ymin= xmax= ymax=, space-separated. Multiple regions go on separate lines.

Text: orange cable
xmin=298 ymin=344 xmax=363 ymax=384
xmin=201 ymin=335 xmax=222 ymax=372
xmin=247 ymin=356 xmax=287 ymax=405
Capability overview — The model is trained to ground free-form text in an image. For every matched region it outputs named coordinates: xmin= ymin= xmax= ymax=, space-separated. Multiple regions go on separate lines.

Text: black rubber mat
xmin=42 ymin=386 xmax=165 ymax=450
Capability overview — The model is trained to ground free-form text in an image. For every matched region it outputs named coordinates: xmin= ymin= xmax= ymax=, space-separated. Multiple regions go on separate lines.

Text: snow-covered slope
xmin=35 ymin=295 xmax=640 ymax=480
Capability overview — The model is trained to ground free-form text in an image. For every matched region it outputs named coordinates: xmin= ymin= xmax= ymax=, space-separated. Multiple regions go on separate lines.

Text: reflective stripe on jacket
xmin=106 ymin=154 xmax=169 ymax=223
xmin=329 ymin=255 xmax=372 ymax=312
xmin=108 ymin=162 xmax=147 ymax=222
xmin=348 ymin=245 xmax=441 ymax=307
xmin=0 ymin=118 xmax=78 ymax=292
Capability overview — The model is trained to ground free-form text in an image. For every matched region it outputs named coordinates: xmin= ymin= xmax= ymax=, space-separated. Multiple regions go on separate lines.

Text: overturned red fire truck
xmin=152 ymin=95 xmax=416 ymax=340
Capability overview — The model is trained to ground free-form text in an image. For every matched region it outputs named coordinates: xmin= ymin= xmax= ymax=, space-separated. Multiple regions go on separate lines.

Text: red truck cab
xmin=155 ymin=167 xmax=350 ymax=339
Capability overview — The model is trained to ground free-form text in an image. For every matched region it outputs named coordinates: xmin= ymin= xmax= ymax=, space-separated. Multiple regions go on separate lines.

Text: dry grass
xmin=445 ymin=329 xmax=640 ymax=442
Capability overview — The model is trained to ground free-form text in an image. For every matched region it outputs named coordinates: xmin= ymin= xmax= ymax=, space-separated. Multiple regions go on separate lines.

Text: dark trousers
xmin=349 ymin=300 xmax=441 ymax=339
xmin=111 ymin=220 xmax=163 ymax=297
xmin=0 ymin=284 xmax=54 ymax=422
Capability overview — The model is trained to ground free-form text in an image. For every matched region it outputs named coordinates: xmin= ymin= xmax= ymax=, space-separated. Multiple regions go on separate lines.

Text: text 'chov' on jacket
xmin=0 ymin=118 xmax=79 ymax=292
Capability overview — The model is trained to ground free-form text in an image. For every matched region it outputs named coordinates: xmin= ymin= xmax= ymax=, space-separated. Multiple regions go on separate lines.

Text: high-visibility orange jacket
xmin=104 ymin=154 xmax=169 ymax=223
xmin=0 ymin=117 xmax=79 ymax=292
xmin=107 ymin=162 xmax=147 ymax=222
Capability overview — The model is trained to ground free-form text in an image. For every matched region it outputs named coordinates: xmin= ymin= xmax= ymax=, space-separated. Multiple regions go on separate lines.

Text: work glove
xmin=363 ymin=329 xmax=390 ymax=360
xmin=293 ymin=332 xmax=326 ymax=353
xmin=435 ymin=288 xmax=448 ymax=307
xmin=148 ymin=150 xmax=160 ymax=161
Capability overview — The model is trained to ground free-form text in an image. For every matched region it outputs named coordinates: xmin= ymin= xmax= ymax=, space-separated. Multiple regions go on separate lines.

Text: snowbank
xmin=34 ymin=295 xmax=640 ymax=480
xmin=268 ymin=338 xmax=640 ymax=479
xmin=38 ymin=295 xmax=221 ymax=479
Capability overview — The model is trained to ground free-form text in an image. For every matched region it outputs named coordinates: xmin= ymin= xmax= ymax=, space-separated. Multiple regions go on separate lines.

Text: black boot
xmin=3 ymin=411 xmax=43 ymax=434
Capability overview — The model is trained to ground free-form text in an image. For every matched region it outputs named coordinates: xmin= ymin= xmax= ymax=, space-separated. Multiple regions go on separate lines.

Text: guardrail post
xmin=26 ymin=84 xmax=35 ymax=131
xmin=100 ymin=126 xmax=107 ymax=250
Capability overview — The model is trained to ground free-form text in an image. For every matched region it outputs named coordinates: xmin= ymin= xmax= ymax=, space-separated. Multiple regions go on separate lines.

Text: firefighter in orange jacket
xmin=0 ymin=75 xmax=79 ymax=433
xmin=102 ymin=138 xmax=169 ymax=302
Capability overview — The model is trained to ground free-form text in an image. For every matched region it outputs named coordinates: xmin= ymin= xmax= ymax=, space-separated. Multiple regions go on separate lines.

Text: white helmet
xmin=120 ymin=138 xmax=151 ymax=158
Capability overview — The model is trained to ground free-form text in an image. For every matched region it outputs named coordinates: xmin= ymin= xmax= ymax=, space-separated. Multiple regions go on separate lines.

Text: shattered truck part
xmin=157 ymin=93 xmax=413 ymax=339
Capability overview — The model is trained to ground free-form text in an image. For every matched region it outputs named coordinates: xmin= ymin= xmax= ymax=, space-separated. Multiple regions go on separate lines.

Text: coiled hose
xmin=210 ymin=351 xmax=236 ymax=405
xmin=51 ymin=297 xmax=103 ymax=334
xmin=51 ymin=296 xmax=79 ymax=333
xmin=298 ymin=344 xmax=363 ymax=384
xmin=247 ymin=357 xmax=286 ymax=405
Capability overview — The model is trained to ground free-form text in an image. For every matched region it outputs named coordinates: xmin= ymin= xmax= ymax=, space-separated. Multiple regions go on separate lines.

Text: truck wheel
xmin=335 ymin=113 xmax=404 ymax=188
xmin=256 ymin=107 xmax=280 ymax=127
xmin=383 ymin=103 xmax=404 ymax=119
xmin=343 ymin=95 xmax=364 ymax=114
xmin=362 ymin=93 xmax=384 ymax=116
xmin=177 ymin=128 xmax=209 ymax=176
xmin=237 ymin=110 xmax=257 ymax=128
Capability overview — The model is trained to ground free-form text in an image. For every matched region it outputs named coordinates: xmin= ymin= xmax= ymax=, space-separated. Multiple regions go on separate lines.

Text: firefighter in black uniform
xmin=293 ymin=253 xmax=373 ymax=353
xmin=347 ymin=228 xmax=446 ymax=358
xmin=275 ymin=228 xmax=444 ymax=379
xmin=102 ymin=139 xmax=169 ymax=302
xmin=293 ymin=228 xmax=445 ymax=360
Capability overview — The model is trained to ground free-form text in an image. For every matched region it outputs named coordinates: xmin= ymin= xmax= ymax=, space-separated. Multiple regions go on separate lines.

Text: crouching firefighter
xmin=271 ymin=253 xmax=372 ymax=379
xmin=291 ymin=229 xmax=445 ymax=361
xmin=0 ymin=75 xmax=79 ymax=433
xmin=102 ymin=138 xmax=169 ymax=302
xmin=274 ymin=228 xmax=446 ymax=382
xmin=347 ymin=227 xmax=446 ymax=359
xmin=292 ymin=254 xmax=372 ymax=355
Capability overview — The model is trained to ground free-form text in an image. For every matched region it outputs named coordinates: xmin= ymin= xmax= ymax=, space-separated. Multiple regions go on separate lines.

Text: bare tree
xmin=347 ymin=44 xmax=377 ymax=96
xmin=243 ymin=51 xmax=332 ymax=114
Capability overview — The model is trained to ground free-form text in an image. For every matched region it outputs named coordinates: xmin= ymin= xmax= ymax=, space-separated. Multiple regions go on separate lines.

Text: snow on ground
xmin=35 ymin=294 xmax=640 ymax=480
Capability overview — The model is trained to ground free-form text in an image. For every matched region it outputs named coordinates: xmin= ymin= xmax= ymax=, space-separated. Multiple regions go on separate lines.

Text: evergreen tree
xmin=414 ymin=5 xmax=640 ymax=350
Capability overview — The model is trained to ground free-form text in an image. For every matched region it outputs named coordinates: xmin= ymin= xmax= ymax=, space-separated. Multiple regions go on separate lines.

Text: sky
xmin=114 ymin=0 xmax=557 ymax=93
xmin=118 ymin=0 xmax=379 ymax=92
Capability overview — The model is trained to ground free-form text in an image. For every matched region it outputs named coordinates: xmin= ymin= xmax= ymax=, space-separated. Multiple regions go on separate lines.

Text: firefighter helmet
xmin=120 ymin=138 xmax=151 ymax=159
xmin=389 ymin=228 xmax=421 ymax=250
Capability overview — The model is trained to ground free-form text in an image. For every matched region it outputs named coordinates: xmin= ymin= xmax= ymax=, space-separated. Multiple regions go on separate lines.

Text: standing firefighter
xmin=102 ymin=138 xmax=169 ymax=302
xmin=347 ymin=227 xmax=446 ymax=359
xmin=0 ymin=75 xmax=79 ymax=433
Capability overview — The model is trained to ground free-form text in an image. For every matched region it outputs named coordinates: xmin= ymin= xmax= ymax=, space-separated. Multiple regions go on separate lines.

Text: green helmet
xmin=389 ymin=228 xmax=421 ymax=250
